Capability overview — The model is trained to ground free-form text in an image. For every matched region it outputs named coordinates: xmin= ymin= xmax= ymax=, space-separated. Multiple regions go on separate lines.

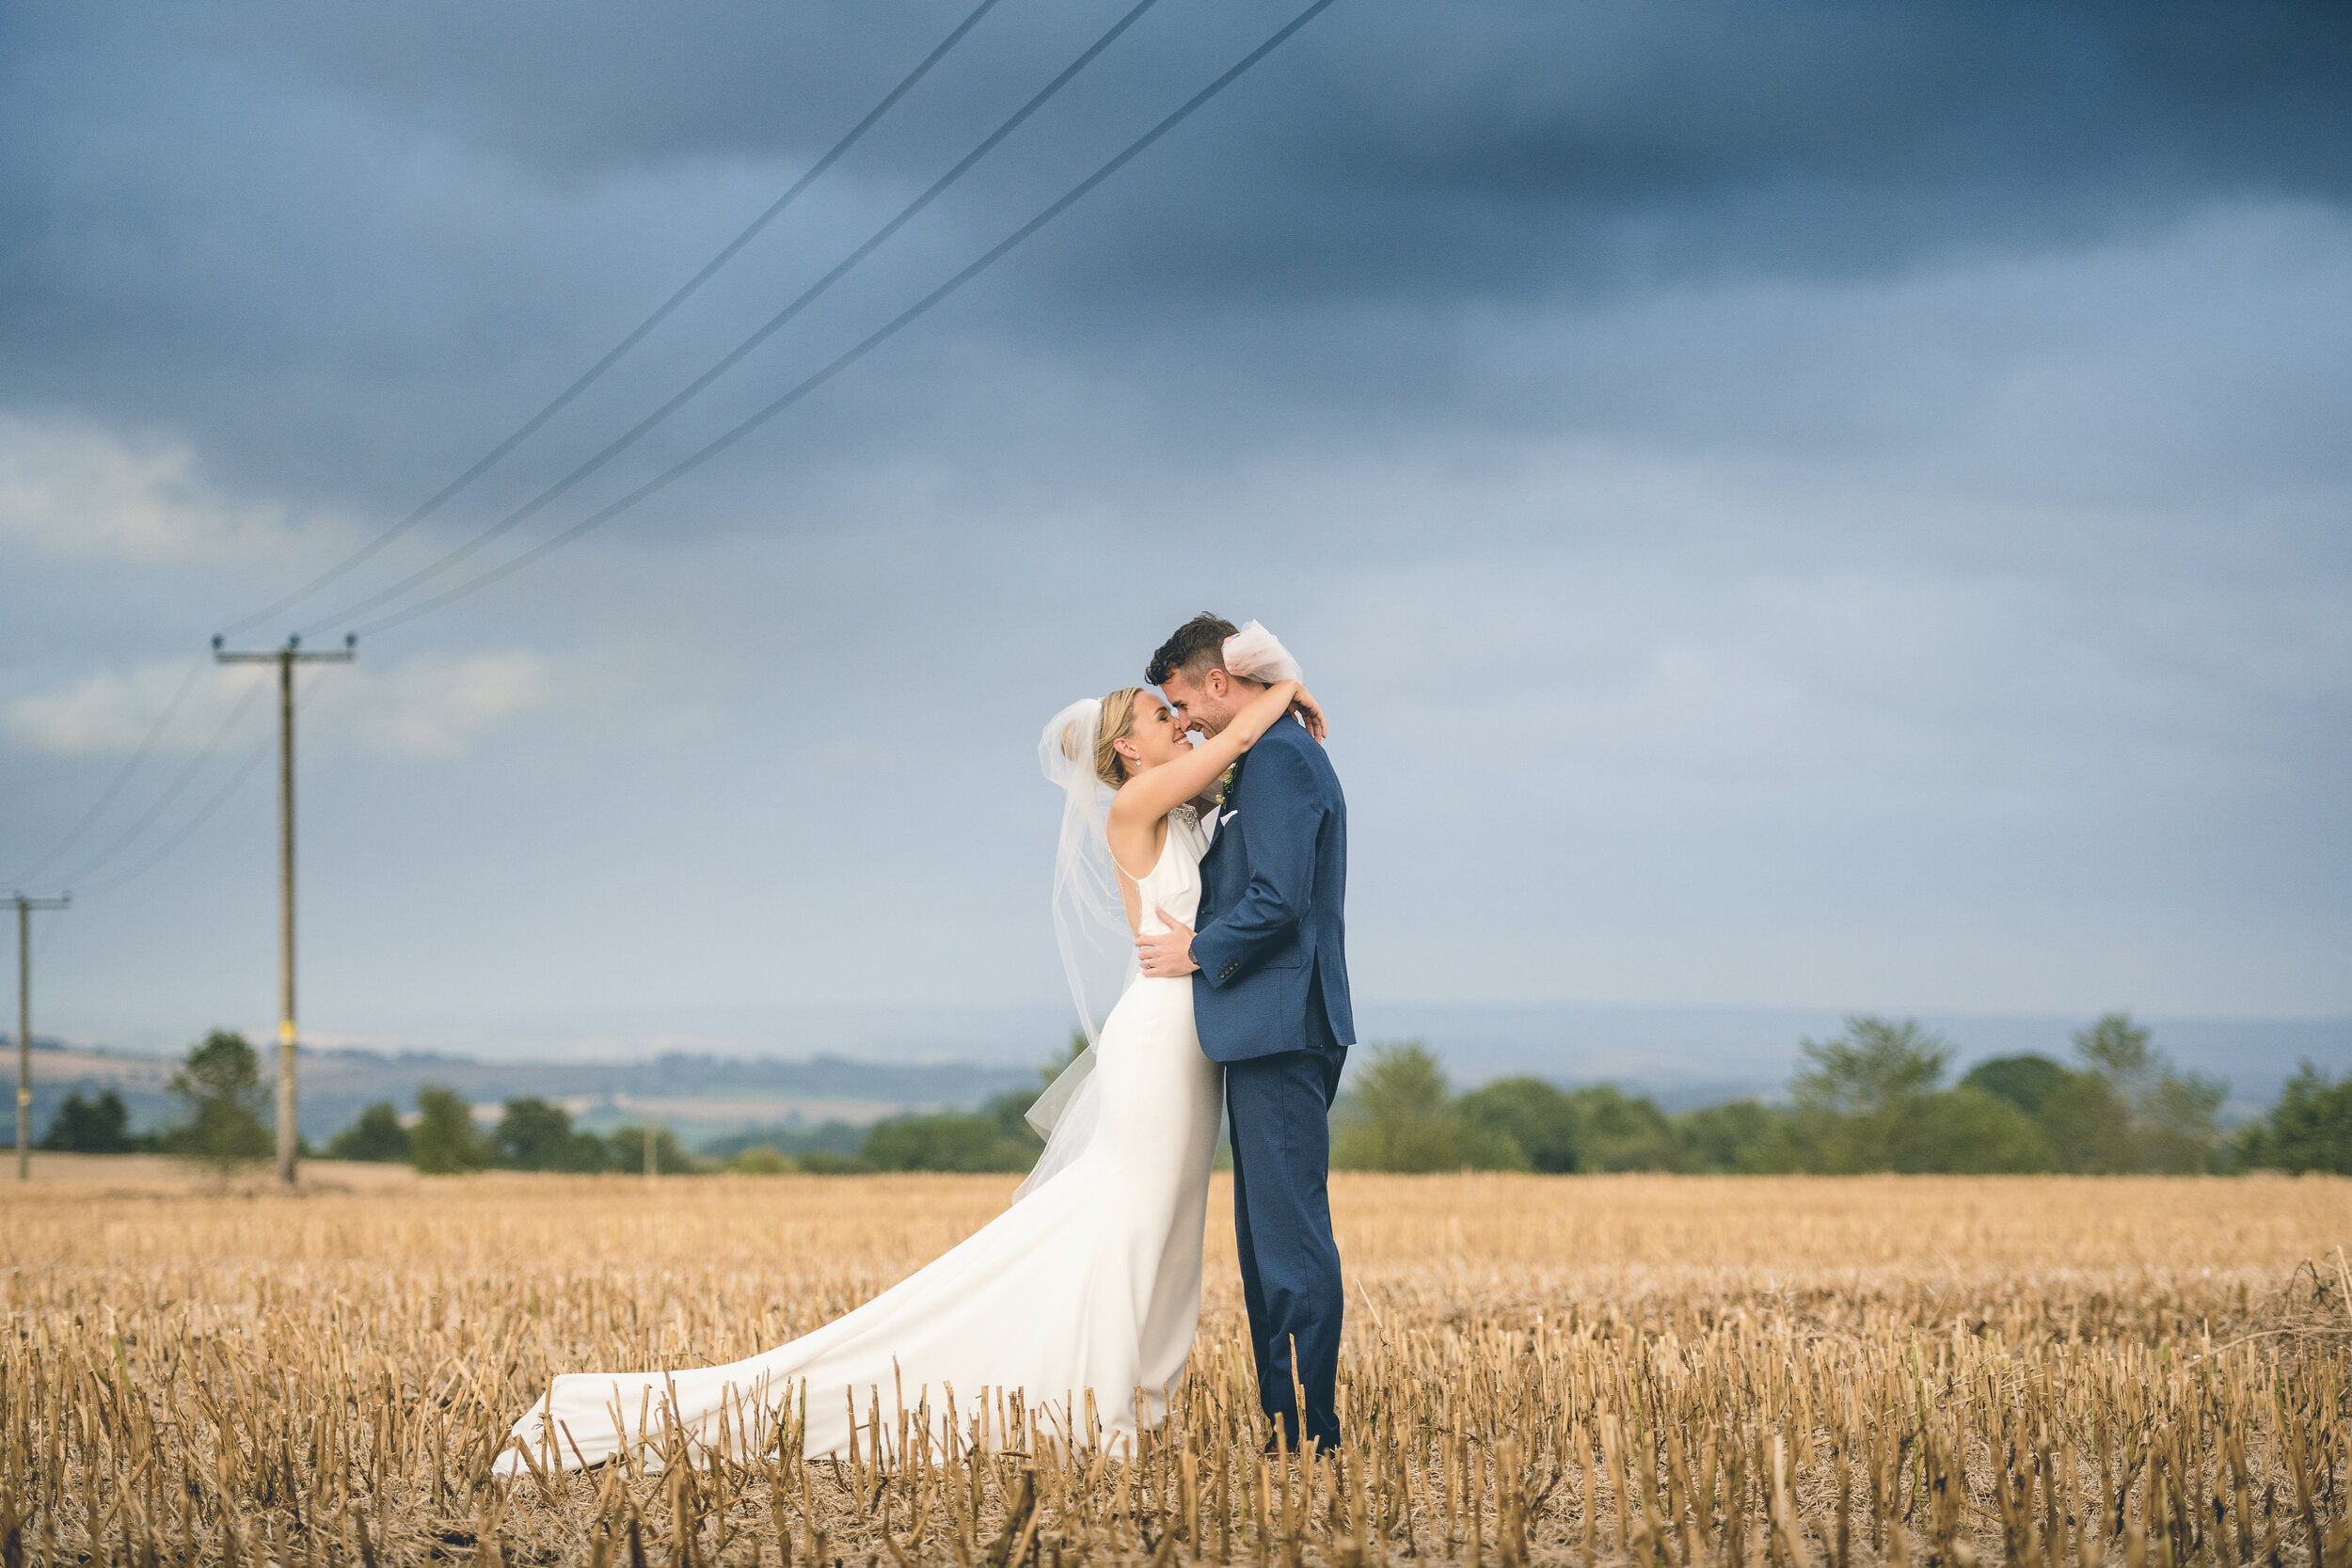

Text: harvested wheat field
xmin=4 ymin=1170 xmax=2347 ymax=1565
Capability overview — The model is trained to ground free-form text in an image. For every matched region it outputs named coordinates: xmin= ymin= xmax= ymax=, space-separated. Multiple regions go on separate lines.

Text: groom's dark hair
xmin=1146 ymin=613 xmax=1239 ymax=688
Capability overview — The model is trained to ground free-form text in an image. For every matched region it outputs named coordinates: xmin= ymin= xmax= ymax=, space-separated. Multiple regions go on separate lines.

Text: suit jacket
xmin=1189 ymin=716 xmax=1354 ymax=1063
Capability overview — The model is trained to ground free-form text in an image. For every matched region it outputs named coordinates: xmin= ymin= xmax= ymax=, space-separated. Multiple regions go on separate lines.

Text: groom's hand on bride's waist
xmin=1136 ymin=910 xmax=1199 ymax=978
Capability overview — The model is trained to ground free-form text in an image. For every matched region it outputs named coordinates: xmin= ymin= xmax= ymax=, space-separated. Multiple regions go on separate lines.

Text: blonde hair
xmin=1087 ymin=686 xmax=1146 ymax=789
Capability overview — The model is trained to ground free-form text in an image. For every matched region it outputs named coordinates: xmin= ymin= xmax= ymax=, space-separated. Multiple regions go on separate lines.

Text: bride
xmin=493 ymin=671 xmax=1325 ymax=1474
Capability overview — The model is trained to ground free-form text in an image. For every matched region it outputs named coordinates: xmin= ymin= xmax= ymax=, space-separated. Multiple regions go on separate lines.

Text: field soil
xmin=4 ymin=1172 xmax=2345 ymax=1564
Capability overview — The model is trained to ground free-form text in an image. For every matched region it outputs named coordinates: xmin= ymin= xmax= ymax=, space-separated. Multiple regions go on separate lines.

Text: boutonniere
xmin=1212 ymin=763 xmax=1237 ymax=810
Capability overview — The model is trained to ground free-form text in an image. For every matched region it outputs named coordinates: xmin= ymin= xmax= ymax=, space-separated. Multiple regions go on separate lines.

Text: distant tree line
xmin=24 ymin=1032 xmax=699 ymax=1176
xmin=305 ymin=1081 xmax=1050 ymax=1176
xmin=35 ymin=1017 xmax=2352 ymax=1178
xmin=37 ymin=1030 xmax=283 ymax=1171
xmin=2228 ymin=1062 xmax=2352 ymax=1174
xmin=306 ymin=1041 xmax=1085 ymax=1177
xmin=311 ymin=1037 xmax=1094 ymax=1176
xmin=325 ymin=1085 xmax=701 ymax=1174
xmin=692 ymin=1036 xmax=1091 ymax=1175
xmin=26 ymin=1024 xmax=1040 ymax=1177
xmin=678 ymin=1039 xmax=1089 ymax=1175
xmin=1332 ymin=1013 xmax=2349 ymax=1176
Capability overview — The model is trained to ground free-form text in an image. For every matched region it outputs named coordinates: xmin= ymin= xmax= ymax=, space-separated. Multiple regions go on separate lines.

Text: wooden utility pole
xmin=13 ymin=893 xmax=70 ymax=1180
xmin=212 ymin=634 xmax=355 ymax=1185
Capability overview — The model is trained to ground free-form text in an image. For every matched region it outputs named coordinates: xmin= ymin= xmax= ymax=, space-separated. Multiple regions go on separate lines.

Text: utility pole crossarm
xmin=212 ymin=652 xmax=357 ymax=665
xmin=13 ymin=893 xmax=70 ymax=1180
xmin=210 ymin=633 xmax=356 ymax=1185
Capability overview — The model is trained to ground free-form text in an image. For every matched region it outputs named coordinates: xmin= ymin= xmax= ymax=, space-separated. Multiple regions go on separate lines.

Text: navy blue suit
xmin=1189 ymin=716 xmax=1351 ymax=1449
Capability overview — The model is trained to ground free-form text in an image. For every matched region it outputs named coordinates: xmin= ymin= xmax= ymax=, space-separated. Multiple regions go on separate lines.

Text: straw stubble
xmin=1 ymin=1171 xmax=2345 ymax=1564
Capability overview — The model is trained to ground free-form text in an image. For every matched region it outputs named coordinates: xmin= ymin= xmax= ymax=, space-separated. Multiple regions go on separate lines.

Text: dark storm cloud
xmin=11 ymin=4 xmax=2352 ymax=408
xmin=138 ymin=3 xmax=2352 ymax=304
xmin=5 ymin=0 xmax=2348 ymax=565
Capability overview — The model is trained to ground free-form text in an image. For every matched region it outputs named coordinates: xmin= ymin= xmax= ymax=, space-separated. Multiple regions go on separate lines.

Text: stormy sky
xmin=3 ymin=1 xmax=2347 ymax=1062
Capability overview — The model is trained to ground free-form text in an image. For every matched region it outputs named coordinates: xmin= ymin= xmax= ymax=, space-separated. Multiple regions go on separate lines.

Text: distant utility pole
xmin=13 ymin=893 xmax=70 ymax=1180
xmin=212 ymin=633 xmax=356 ymax=1186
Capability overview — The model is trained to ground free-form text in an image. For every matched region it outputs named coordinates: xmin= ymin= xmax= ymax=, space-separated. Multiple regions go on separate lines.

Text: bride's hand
xmin=1288 ymin=682 xmax=1327 ymax=741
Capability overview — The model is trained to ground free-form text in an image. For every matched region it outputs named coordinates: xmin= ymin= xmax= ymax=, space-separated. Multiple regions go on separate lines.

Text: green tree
xmin=1788 ymin=1017 xmax=1953 ymax=1171
xmin=1674 ymin=1099 xmax=1790 ymax=1173
xmin=409 ymin=1084 xmax=491 ymax=1174
xmin=2073 ymin=1011 xmax=2153 ymax=1081
xmin=162 ymin=1031 xmax=273 ymax=1170
xmin=977 ymin=1029 xmax=1088 ymax=1139
xmin=1897 ymin=1085 xmax=2054 ymax=1173
xmin=2033 ymin=1069 xmax=2132 ymax=1174
xmin=860 ymin=1112 xmax=1036 ymax=1173
xmin=493 ymin=1097 xmax=614 ymax=1172
xmin=2138 ymin=1069 xmax=2230 ymax=1174
xmin=39 ymin=1088 xmax=140 ymax=1153
xmin=325 ymin=1101 xmax=411 ymax=1163
xmin=1332 ymin=1042 xmax=1452 ymax=1171
xmin=1960 ymin=1054 xmax=2074 ymax=1118
xmin=1330 ymin=1043 xmax=1527 ymax=1173
xmin=2067 ymin=1013 xmax=2226 ymax=1174
xmin=984 ymin=1088 xmax=1049 ymax=1145
xmin=1456 ymin=1077 xmax=1581 ymax=1172
xmin=1794 ymin=1017 xmax=1950 ymax=1118
xmin=1565 ymin=1085 xmax=1684 ymax=1172
xmin=843 ymin=1034 xmax=1088 ymax=1176
xmin=2232 ymin=1061 xmax=2352 ymax=1174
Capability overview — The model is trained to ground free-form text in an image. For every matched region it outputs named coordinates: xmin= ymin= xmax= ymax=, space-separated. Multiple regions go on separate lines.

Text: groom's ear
xmin=1201 ymin=668 xmax=1228 ymax=701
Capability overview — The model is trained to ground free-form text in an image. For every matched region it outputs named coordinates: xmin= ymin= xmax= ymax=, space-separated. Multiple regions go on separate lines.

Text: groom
xmin=1135 ymin=612 xmax=1352 ymax=1453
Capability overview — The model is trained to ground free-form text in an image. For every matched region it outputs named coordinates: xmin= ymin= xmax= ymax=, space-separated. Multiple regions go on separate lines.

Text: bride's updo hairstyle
xmin=1061 ymin=686 xmax=1145 ymax=790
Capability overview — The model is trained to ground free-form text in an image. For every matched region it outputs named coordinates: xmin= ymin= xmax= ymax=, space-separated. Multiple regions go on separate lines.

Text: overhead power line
xmin=302 ymin=0 xmax=1168 ymax=640
xmin=214 ymin=0 xmax=1009 ymax=641
xmin=48 ymin=679 xmax=266 ymax=890
xmin=72 ymin=663 xmax=331 ymax=900
xmin=4 ymin=656 xmax=205 ymax=887
xmin=347 ymin=0 xmax=1345 ymax=639
xmin=72 ymin=728 xmax=276 ymax=898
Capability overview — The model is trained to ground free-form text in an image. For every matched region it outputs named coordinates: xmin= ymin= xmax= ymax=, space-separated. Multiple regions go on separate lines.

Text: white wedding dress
xmin=493 ymin=808 xmax=1221 ymax=1474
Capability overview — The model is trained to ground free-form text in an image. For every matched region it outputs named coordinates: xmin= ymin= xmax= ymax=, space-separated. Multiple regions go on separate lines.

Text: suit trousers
xmin=1223 ymin=1043 xmax=1345 ymax=1450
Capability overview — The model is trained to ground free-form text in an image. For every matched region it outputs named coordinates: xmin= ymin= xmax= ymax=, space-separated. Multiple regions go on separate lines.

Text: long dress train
xmin=492 ymin=810 xmax=1219 ymax=1474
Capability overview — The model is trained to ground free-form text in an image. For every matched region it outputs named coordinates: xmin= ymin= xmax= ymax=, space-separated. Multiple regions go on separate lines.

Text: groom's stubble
xmin=1161 ymin=667 xmax=1265 ymax=738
